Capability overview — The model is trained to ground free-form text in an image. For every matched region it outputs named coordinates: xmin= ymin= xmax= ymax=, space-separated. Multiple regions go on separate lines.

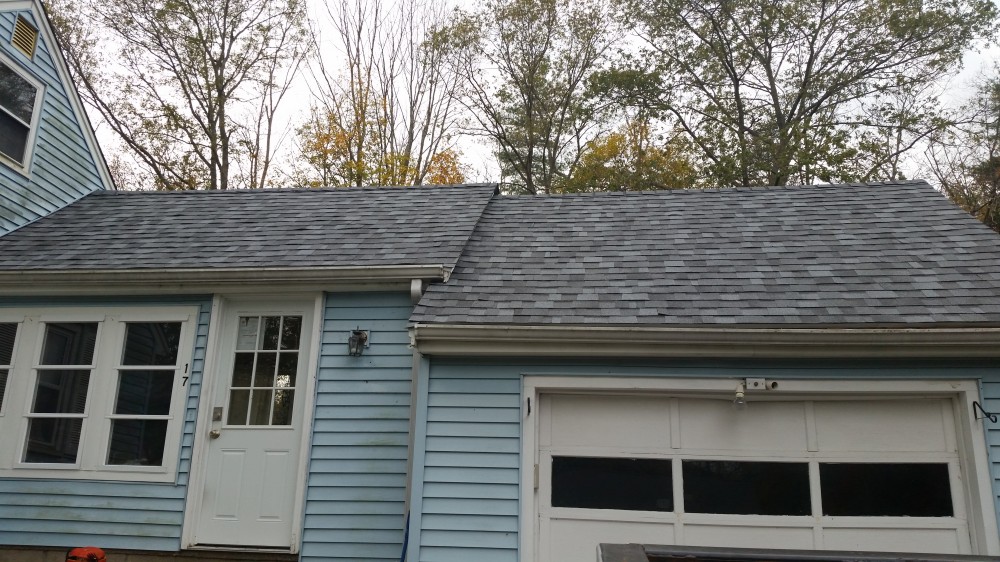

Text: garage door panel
xmin=822 ymin=526 xmax=965 ymax=554
xmin=544 ymin=394 xmax=672 ymax=449
xmin=813 ymin=400 xmax=953 ymax=453
xmin=536 ymin=392 xmax=975 ymax=559
xmin=546 ymin=517 xmax=674 ymax=562
xmin=677 ymin=399 xmax=808 ymax=452
xmin=683 ymin=522 xmax=815 ymax=550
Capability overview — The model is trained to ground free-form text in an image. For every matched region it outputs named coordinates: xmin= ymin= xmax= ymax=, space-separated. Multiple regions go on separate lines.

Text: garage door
xmin=536 ymin=392 xmax=973 ymax=561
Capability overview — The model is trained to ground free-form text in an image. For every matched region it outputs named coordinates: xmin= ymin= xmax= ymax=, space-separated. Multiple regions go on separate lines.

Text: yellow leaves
xmin=297 ymin=96 xmax=467 ymax=187
xmin=425 ymin=149 xmax=466 ymax=185
xmin=559 ymin=119 xmax=698 ymax=193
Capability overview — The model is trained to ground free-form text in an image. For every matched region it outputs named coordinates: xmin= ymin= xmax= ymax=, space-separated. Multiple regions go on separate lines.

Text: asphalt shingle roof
xmin=411 ymin=180 xmax=1000 ymax=326
xmin=0 ymin=184 xmax=497 ymax=270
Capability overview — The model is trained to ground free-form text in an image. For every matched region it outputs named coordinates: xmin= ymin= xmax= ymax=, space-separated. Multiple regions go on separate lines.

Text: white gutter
xmin=411 ymin=323 xmax=1000 ymax=358
xmin=0 ymin=264 xmax=451 ymax=296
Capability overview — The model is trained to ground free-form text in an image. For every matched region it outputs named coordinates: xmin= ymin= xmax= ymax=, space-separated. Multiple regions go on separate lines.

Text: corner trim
xmin=411 ymin=324 xmax=1000 ymax=358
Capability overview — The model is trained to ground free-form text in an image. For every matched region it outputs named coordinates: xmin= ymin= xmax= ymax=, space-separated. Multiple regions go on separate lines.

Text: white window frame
xmin=519 ymin=376 xmax=1000 ymax=561
xmin=0 ymin=50 xmax=45 ymax=175
xmin=0 ymin=306 xmax=198 ymax=482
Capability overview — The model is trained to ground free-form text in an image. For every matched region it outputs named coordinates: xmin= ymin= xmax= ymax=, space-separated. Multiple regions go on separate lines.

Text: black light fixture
xmin=348 ymin=329 xmax=369 ymax=356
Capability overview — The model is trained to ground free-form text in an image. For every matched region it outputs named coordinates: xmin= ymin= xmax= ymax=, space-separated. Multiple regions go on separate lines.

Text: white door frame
xmin=182 ymin=293 xmax=324 ymax=552
xmin=519 ymin=376 xmax=1000 ymax=562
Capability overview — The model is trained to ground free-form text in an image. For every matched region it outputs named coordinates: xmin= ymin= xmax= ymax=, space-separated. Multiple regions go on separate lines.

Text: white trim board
xmin=413 ymin=324 xmax=1000 ymax=358
xmin=0 ymin=265 xmax=450 ymax=296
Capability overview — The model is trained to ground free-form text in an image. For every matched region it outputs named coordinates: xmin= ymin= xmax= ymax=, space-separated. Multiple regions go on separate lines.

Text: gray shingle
xmin=0 ymin=184 xmax=497 ymax=270
xmin=411 ymin=180 xmax=1000 ymax=326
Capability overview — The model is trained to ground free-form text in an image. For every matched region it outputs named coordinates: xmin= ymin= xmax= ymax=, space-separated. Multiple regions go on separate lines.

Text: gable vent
xmin=12 ymin=16 xmax=38 ymax=58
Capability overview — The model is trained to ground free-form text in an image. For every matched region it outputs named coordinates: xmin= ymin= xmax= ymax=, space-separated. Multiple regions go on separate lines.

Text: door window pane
xmin=271 ymin=390 xmax=294 ymax=425
xmin=820 ymin=463 xmax=953 ymax=517
xmin=254 ymin=352 xmax=276 ymax=387
xmin=683 ymin=460 xmax=811 ymax=515
xmin=261 ymin=316 xmax=280 ymax=349
xmin=249 ymin=389 xmax=273 ymax=425
xmin=24 ymin=418 xmax=84 ymax=463
xmin=276 ymin=353 xmax=297 ymax=387
xmin=122 ymin=323 xmax=181 ymax=365
xmin=280 ymin=316 xmax=301 ymax=350
xmin=107 ymin=420 xmax=168 ymax=465
xmin=227 ymin=389 xmax=250 ymax=425
xmin=552 ymin=456 xmax=673 ymax=512
xmin=41 ymin=323 xmax=97 ymax=365
xmin=231 ymin=353 xmax=254 ymax=386
xmin=236 ymin=317 xmax=259 ymax=350
xmin=114 ymin=370 xmax=173 ymax=415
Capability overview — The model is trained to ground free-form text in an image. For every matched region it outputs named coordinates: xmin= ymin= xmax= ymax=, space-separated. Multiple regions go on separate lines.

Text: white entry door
xmin=192 ymin=299 xmax=316 ymax=549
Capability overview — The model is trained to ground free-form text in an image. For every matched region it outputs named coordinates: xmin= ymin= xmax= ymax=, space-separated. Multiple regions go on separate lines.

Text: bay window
xmin=0 ymin=307 xmax=197 ymax=482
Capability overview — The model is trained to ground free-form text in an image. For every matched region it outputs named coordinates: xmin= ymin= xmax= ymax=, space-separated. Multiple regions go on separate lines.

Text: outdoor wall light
xmin=733 ymin=382 xmax=747 ymax=410
xmin=348 ymin=329 xmax=369 ymax=356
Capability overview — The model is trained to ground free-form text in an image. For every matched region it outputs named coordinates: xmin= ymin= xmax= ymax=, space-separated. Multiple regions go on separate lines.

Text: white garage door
xmin=536 ymin=392 xmax=974 ymax=561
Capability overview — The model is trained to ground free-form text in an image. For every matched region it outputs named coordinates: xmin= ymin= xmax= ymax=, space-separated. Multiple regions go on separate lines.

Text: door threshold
xmin=186 ymin=545 xmax=297 ymax=558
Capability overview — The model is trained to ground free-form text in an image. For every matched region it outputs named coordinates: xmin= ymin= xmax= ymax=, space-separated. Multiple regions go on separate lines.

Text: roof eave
xmin=0 ymin=264 xmax=451 ymax=296
xmin=410 ymin=323 xmax=1000 ymax=358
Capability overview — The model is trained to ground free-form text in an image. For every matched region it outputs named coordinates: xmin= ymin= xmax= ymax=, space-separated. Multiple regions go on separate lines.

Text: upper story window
xmin=0 ymin=55 xmax=43 ymax=172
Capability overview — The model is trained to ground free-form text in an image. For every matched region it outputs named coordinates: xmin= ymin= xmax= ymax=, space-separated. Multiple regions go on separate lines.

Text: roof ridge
xmin=91 ymin=183 xmax=500 ymax=196
xmin=497 ymin=180 xmax=929 ymax=200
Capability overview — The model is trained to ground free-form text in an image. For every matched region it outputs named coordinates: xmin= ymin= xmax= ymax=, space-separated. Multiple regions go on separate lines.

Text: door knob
xmin=209 ymin=429 xmax=221 ymax=439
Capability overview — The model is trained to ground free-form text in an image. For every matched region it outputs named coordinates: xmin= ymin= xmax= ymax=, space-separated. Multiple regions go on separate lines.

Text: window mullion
xmin=83 ymin=317 xmax=119 ymax=471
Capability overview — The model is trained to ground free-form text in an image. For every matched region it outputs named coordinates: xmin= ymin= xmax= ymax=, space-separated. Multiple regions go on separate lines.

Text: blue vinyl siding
xmin=410 ymin=359 xmax=1000 ymax=562
xmin=0 ymin=8 xmax=107 ymax=235
xmin=0 ymin=297 xmax=211 ymax=550
xmin=301 ymin=292 xmax=414 ymax=562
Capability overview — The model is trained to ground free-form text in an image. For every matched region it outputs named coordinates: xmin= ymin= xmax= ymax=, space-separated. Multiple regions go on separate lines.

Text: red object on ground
xmin=66 ymin=546 xmax=107 ymax=562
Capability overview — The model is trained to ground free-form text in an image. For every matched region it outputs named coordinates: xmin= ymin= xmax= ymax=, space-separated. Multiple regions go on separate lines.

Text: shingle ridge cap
xmin=89 ymin=183 xmax=499 ymax=197
xmin=492 ymin=180 xmax=929 ymax=202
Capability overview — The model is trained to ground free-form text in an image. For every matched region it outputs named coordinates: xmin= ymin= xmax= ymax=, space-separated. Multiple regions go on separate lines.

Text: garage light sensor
xmin=733 ymin=382 xmax=747 ymax=410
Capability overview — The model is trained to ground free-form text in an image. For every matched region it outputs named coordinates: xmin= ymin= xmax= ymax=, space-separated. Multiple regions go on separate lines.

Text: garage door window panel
xmin=552 ymin=456 xmax=673 ymax=512
xmin=683 ymin=460 xmax=811 ymax=516
xmin=820 ymin=463 xmax=953 ymax=517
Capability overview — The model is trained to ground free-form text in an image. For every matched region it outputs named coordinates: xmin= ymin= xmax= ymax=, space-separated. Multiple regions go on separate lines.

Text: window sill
xmin=3 ymin=464 xmax=178 ymax=483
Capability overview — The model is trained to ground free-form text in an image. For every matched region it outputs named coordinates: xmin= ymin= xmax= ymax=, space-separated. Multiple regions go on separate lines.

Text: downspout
xmin=402 ymin=278 xmax=428 ymax=561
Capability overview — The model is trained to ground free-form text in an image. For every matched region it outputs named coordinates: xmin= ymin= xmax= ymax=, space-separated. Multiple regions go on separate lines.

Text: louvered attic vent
xmin=12 ymin=16 xmax=38 ymax=58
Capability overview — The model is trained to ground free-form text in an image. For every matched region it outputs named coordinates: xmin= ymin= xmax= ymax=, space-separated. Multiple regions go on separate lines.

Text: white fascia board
xmin=411 ymin=323 xmax=1000 ymax=358
xmin=0 ymin=264 xmax=450 ymax=295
